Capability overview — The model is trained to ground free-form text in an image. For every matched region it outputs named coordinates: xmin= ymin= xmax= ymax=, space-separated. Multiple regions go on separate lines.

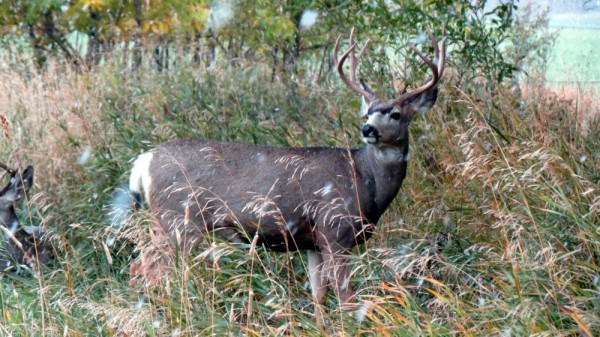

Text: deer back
xmin=131 ymin=139 xmax=398 ymax=252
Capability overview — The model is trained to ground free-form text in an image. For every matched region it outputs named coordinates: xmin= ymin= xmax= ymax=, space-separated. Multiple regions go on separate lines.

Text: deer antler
xmin=0 ymin=162 xmax=17 ymax=195
xmin=333 ymin=28 xmax=377 ymax=101
xmin=394 ymin=28 xmax=446 ymax=106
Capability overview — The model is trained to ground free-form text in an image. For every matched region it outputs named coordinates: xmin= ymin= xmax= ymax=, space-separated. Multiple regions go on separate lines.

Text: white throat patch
xmin=375 ymin=146 xmax=405 ymax=163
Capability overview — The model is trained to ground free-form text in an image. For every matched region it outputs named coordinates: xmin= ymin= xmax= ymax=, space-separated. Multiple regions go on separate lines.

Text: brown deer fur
xmin=128 ymin=29 xmax=446 ymax=304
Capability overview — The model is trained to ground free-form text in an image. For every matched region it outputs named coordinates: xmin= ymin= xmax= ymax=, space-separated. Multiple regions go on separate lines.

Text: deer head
xmin=0 ymin=163 xmax=50 ymax=271
xmin=334 ymin=28 xmax=446 ymax=153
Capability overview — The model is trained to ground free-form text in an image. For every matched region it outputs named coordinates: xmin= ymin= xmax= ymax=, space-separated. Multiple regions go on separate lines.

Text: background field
xmin=547 ymin=12 xmax=600 ymax=89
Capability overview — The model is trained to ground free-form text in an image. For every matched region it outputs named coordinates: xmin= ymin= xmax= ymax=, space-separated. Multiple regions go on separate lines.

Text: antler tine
xmin=354 ymin=40 xmax=370 ymax=83
xmin=0 ymin=162 xmax=15 ymax=175
xmin=428 ymin=30 xmax=439 ymax=61
xmin=394 ymin=29 xmax=446 ymax=105
xmin=348 ymin=28 xmax=356 ymax=75
xmin=347 ymin=28 xmax=370 ymax=83
xmin=334 ymin=31 xmax=376 ymax=100
xmin=438 ymin=27 xmax=447 ymax=77
xmin=427 ymin=28 xmax=447 ymax=78
xmin=411 ymin=42 xmax=438 ymax=77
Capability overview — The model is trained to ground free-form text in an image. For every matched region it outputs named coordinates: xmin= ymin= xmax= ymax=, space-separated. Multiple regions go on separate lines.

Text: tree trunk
xmin=27 ymin=24 xmax=45 ymax=68
xmin=154 ymin=37 xmax=168 ymax=72
xmin=85 ymin=10 xmax=101 ymax=67
xmin=271 ymin=43 xmax=280 ymax=82
xmin=154 ymin=44 xmax=163 ymax=72
xmin=132 ymin=0 xmax=144 ymax=71
xmin=282 ymin=11 xmax=303 ymax=77
xmin=206 ymin=29 xmax=216 ymax=67
xmin=193 ymin=32 xmax=202 ymax=65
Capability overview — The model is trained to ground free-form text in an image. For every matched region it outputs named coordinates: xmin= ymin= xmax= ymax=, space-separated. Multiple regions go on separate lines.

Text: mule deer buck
xmin=128 ymin=29 xmax=446 ymax=304
xmin=0 ymin=163 xmax=50 ymax=271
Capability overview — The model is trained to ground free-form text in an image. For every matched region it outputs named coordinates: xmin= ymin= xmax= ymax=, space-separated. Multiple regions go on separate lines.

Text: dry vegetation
xmin=0 ymin=51 xmax=598 ymax=336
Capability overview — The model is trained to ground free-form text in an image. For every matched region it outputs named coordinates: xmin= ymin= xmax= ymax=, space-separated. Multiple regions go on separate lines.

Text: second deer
xmin=0 ymin=163 xmax=50 ymax=271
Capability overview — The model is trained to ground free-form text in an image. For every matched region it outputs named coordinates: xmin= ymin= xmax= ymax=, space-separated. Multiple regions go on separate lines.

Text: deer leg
xmin=307 ymin=250 xmax=328 ymax=304
xmin=320 ymin=248 xmax=355 ymax=303
xmin=129 ymin=225 xmax=174 ymax=286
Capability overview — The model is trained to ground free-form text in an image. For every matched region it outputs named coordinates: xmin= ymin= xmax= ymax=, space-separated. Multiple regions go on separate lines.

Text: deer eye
xmin=390 ymin=112 xmax=401 ymax=120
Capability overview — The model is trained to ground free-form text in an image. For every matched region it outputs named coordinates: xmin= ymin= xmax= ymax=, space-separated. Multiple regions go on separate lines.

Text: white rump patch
xmin=129 ymin=152 xmax=154 ymax=203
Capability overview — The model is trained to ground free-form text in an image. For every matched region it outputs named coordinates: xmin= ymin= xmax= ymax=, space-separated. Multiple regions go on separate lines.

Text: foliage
xmin=323 ymin=0 xmax=521 ymax=85
xmin=0 ymin=46 xmax=599 ymax=335
xmin=0 ymin=0 xmax=545 ymax=87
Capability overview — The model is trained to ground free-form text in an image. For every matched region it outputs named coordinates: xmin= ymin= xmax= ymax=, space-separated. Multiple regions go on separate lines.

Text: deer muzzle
xmin=361 ymin=124 xmax=379 ymax=144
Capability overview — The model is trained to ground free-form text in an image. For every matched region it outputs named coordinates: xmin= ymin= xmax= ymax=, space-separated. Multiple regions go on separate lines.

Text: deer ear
xmin=402 ymin=84 xmax=439 ymax=118
xmin=19 ymin=166 xmax=34 ymax=196
xmin=360 ymin=96 xmax=370 ymax=117
xmin=359 ymin=79 xmax=376 ymax=117
xmin=0 ymin=166 xmax=34 ymax=202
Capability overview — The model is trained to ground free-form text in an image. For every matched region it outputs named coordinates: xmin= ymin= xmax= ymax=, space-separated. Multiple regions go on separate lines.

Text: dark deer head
xmin=0 ymin=163 xmax=50 ymax=271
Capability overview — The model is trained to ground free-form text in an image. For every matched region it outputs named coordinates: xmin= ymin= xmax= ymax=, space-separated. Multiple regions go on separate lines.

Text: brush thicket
xmin=0 ymin=52 xmax=598 ymax=336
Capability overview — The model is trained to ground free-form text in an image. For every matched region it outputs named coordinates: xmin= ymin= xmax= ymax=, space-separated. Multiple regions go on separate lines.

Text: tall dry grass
xmin=0 ymin=54 xmax=598 ymax=336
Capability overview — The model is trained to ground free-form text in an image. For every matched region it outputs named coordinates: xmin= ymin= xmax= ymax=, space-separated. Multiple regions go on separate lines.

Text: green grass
xmin=0 ymin=53 xmax=598 ymax=336
xmin=547 ymin=12 xmax=600 ymax=88
xmin=547 ymin=27 xmax=600 ymax=83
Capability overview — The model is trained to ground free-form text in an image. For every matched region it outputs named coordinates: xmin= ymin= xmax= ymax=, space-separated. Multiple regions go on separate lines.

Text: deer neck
xmin=354 ymin=141 xmax=410 ymax=213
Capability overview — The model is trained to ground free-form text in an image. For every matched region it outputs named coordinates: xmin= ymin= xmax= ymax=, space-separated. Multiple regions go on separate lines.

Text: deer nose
xmin=361 ymin=124 xmax=378 ymax=138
